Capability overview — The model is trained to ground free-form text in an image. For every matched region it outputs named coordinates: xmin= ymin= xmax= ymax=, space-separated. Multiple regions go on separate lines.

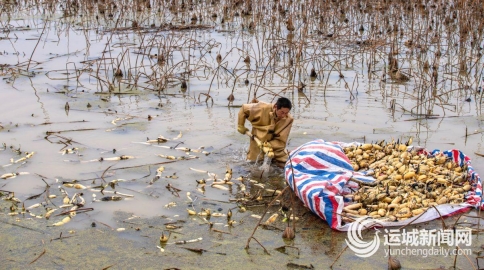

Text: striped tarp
xmin=284 ymin=139 xmax=483 ymax=231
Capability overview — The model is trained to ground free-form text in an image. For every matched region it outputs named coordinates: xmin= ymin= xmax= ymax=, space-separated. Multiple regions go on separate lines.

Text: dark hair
xmin=275 ymin=97 xmax=292 ymax=110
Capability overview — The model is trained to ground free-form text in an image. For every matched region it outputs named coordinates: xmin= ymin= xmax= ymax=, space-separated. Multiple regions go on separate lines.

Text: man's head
xmin=274 ymin=97 xmax=292 ymax=119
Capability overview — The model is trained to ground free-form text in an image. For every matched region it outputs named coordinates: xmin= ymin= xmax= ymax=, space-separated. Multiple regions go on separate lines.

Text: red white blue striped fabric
xmin=284 ymin=140 xmax=483 ymax=230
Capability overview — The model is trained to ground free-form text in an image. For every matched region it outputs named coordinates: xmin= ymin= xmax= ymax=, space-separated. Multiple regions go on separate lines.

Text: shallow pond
xmin=1 ymin=1 xmax=484 ymax=269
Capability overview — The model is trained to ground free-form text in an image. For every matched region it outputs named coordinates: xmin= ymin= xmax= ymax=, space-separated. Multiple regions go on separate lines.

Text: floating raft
xmin=284 ymin=139 xmax=483 ymax=231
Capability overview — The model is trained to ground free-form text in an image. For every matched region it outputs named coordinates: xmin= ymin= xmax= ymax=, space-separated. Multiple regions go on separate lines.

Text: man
xmin=237 ymin=97 xmax=293 ymax=168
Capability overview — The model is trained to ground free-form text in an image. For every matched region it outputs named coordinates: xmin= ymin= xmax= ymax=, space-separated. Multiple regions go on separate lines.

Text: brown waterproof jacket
xmin=238 ymin=102 xmax=293 ymax=163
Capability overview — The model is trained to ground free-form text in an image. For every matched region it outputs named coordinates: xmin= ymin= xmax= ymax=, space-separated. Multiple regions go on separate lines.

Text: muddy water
xmin=1 ymin=2 xmax=484 ymax=269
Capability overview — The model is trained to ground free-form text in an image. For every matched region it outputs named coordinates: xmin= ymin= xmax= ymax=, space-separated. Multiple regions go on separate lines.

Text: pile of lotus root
xmin=342 ymin=139 xmax=470 ymax=222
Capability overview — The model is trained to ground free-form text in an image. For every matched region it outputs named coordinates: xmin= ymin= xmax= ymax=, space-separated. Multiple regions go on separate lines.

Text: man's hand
xmin=237 ymin=125 xmax=248 ymax=134
xmin=260 ymin=141 xmax=274 ymax=158
xmin=260 ymin=141 xmax=272 ymax=152
xmin=262 ymin=141 xmax=272 ymax=149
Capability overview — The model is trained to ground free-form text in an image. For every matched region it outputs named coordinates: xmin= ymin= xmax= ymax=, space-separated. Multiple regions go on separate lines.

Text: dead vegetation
xmin=0 ymin=0 xmax=482 ymax=115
